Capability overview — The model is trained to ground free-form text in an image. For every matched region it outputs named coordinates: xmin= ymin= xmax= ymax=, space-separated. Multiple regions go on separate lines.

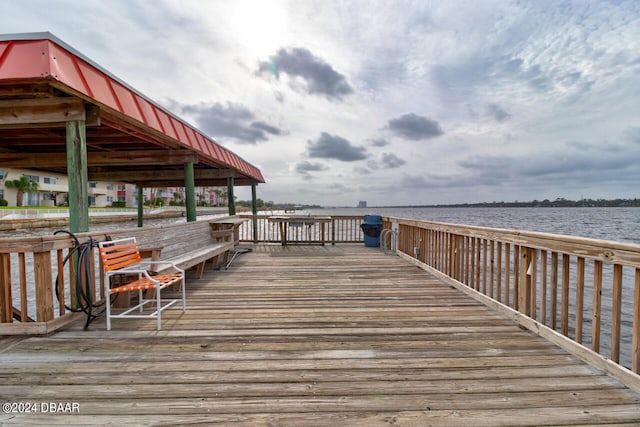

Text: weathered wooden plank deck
xmin=1 ymin=244 xmax=639 ymax=426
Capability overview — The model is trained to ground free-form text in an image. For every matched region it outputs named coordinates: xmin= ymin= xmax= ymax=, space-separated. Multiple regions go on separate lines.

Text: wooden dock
xmin=1 ymin=244 xmax=639 ymax=425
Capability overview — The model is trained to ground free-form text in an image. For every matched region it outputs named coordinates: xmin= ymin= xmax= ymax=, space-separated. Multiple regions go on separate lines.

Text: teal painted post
xmin=137 ymin=186 xmax=143 ymax=227
xmin=184 ymin=162 xmax=196 ymax=222
xmin=66 ymin=121 xmax=89 ymax=232
xmin=227 ymin=177 xmax=236 ymax=215
xmin=251 ymin=183 xmax=258 ymax=242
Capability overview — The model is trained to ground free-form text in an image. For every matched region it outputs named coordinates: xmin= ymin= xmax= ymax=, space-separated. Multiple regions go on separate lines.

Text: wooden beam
xmin=130 ymin=178 xmax=256 ymax=187
xmin=0 ymin=150 xmax=199 ymax=168
xmin=0 ymin=98 xmax=85 ymax=125
xmin=88 ymin=168 xmax=232 ymax=182
xmin=0 ymin=83 xmax=58 ymax=99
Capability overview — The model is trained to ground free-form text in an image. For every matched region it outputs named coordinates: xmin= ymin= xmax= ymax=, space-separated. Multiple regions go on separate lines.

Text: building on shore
xmin=358 ymin=200 xmax=367 ymax=208
xmin=1 ymin=167 xmax=228 ymax=208
xmin=1 ymin=167 xmax=117 ymax=207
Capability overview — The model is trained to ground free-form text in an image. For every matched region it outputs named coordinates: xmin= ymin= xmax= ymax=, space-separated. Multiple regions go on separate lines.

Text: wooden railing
xmin=385 ymin=216 xmax=640 ymax=377
xmin=10 ymin=212 xmax=638 ymax=381
xmin=0 ymin=220 xmax=238 ymax=335
xmin=0 ymin=233 xmax=103 ymax=334
xmin=237 ymin=215 xmax=364 ymax=244
xmin=0 ymin=216 xmax=366 ymax=335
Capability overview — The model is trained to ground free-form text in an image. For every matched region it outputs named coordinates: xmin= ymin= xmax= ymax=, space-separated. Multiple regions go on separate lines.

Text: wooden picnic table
xmin=268 ymin=216 xmax=332 ymax=246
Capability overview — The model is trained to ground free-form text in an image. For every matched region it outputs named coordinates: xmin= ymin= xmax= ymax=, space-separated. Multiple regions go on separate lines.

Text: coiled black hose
xmin=53 ymin=230 xmax=112 ymax=330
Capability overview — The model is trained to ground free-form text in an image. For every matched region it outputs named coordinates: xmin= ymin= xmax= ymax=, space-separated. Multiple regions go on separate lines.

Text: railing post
xmin=592 ymin=260 xmax=603 ymax=353
xmin=519 ymin=247 xmax=532 ymax=316
xmin=561 ymin=254 xmax=570 ymax=336
xmin=34 ymin=251 xmax=54 ymax=322
xmin=633 ymin=268 xmax=640 ymax=373
xmin=504 ymin=243 xmax=511 ymax=306
xmin=331 ymin=218 xmax=336 ymax=245
xmin=513 ymin=246 xmax=520 ymax=310
xmin=611 ymin=264 xmax=623 ymax=363
xmin=575 ymin=257 xmax=585 ymax=343
xmin=0 ymin=253 xmax=12 ymax=323
xmin=517 ymin=247 xmax=537 ymax=318
xmin=550 ymin=252 xmax=559 ymax=330
xmin=496 ymin=242 xmax=503 ymax=303
xmin=449 ymin=234 xmax=463 ymax=281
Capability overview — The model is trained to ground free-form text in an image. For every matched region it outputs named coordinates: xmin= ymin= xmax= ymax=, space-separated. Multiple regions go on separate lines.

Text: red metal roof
xmin=0 ymin=33 xmax=264 ymax=183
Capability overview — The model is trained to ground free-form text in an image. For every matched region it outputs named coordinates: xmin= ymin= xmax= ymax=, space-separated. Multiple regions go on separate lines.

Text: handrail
xmin=384 ymin=216 xmax=640 ymax=378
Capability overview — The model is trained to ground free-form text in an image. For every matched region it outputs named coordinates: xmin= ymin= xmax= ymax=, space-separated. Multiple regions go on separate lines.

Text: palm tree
xmin=5 ymin=176 xmax=38 ymax=207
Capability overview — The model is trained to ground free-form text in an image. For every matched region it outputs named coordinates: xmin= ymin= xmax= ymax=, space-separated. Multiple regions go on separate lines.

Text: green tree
xmin=5 ymin=176 xmax=38 ymax=207
xmin=214 ymin=188 xmax=228 ymax=207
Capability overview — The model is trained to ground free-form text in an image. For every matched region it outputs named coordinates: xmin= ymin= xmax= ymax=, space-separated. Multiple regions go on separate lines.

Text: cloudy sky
xmin=3 ymin=0 xmax=639 ymax=206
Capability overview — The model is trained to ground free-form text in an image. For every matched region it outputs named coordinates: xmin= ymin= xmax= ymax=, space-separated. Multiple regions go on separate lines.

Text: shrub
xmin=0 ymin=199 xmax=8 ymax=206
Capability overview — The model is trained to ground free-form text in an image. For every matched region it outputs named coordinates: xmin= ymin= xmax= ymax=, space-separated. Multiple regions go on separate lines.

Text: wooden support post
xmin=227 ymin=177 xmax=236 ymax=215
xmin=251 ymin=183 xmax=258 ymax=243
xmin=66 ymin=120 xmax=89 ymax=232
xmin=184 ymin=162 xmax=196 ymax=222
xmin=137 ymin=185 xmax=144 ymax=227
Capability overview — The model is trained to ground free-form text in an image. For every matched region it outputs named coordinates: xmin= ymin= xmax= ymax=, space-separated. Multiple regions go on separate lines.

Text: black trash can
xmin=361 ymin=214 xmax=382 ymax=247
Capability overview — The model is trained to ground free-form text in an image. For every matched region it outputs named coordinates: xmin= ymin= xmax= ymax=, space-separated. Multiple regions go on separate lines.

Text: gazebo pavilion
xmin=0 ymin=32 xmax=265 ymax=232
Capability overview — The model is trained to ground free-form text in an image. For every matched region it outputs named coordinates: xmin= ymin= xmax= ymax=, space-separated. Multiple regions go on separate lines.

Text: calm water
xmin=305 ymin=206 xmax=640 ymax=245
xmin=5 ymin=206 xmax=639 ymax=244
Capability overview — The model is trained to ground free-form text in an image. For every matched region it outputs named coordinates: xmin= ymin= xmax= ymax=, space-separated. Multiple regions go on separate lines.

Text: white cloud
xmin=2 ymin=0 xmax=639 ymax=206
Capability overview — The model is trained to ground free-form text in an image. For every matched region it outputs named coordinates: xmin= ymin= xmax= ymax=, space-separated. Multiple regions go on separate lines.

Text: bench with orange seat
xmin=98 ymin=237 xmax=186 ymax=331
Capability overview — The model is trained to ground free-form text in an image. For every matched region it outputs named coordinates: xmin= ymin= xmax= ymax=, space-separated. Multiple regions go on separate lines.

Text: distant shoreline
xmin=358 ymin=198 xmax=640 ymax=209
